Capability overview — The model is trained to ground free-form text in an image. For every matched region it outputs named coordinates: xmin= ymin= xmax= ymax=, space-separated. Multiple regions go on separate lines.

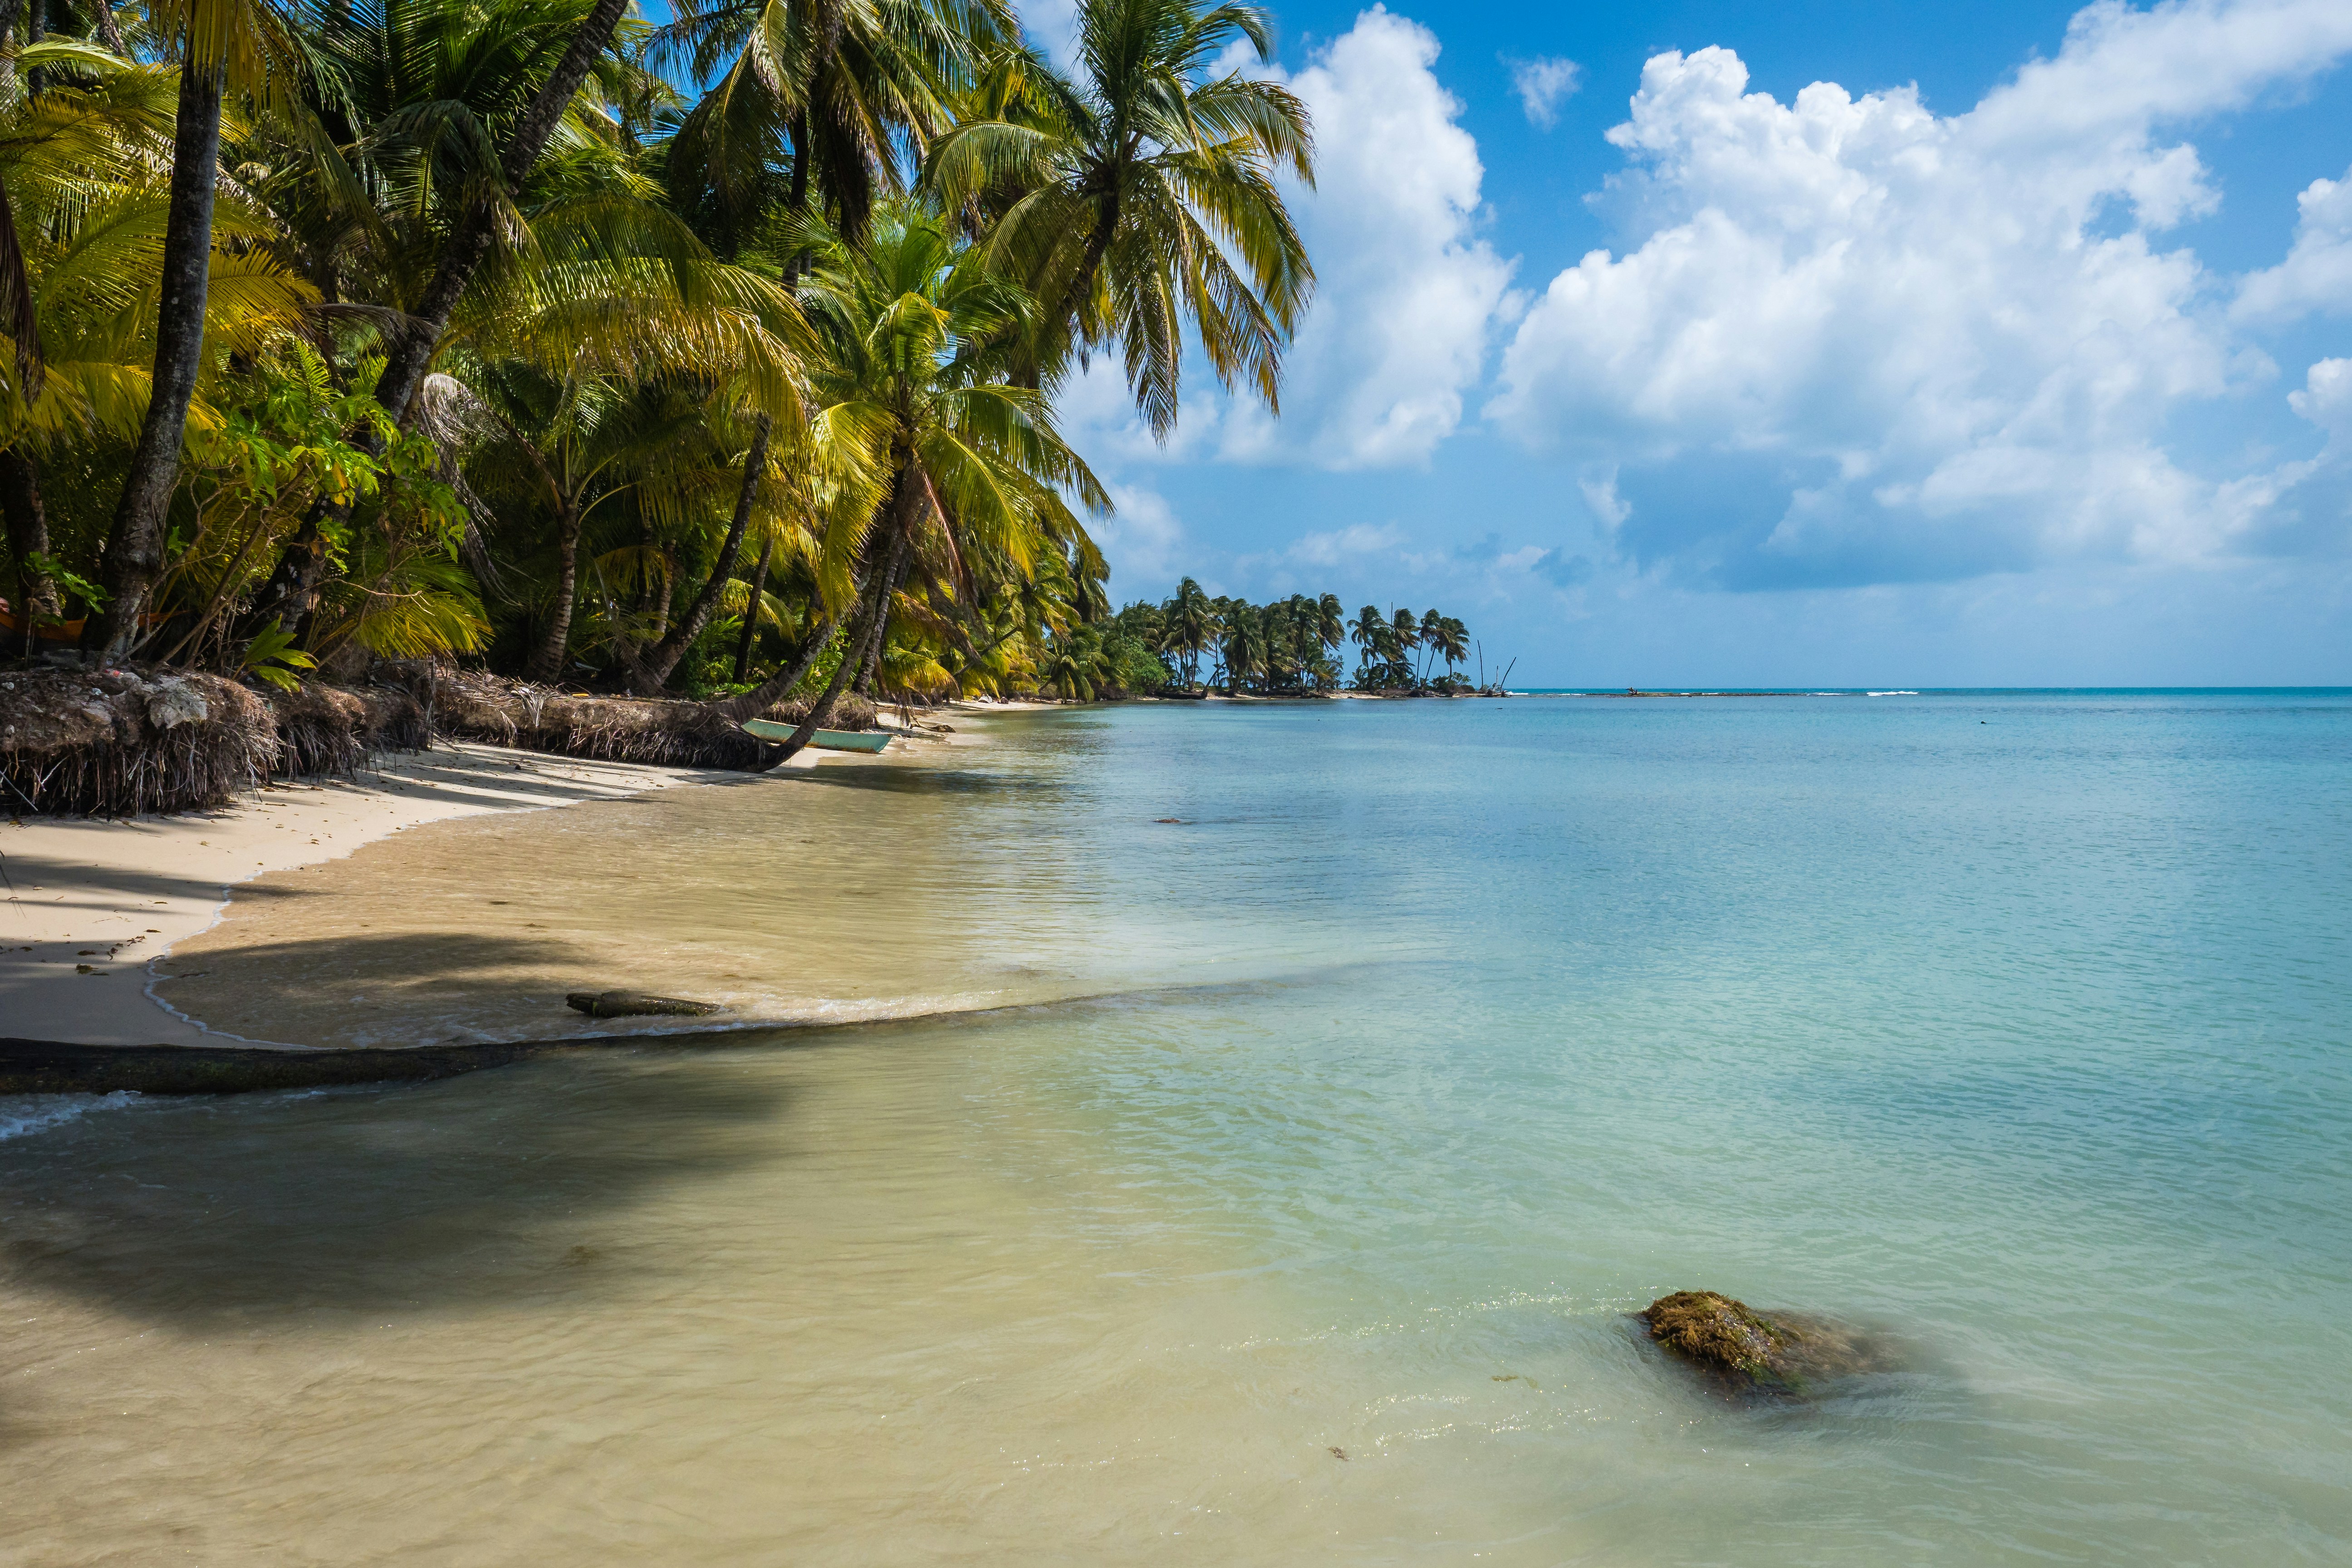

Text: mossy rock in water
xmin=1641 ymin=1291 xmax=1790 ymax=1378
xmin=1637 ymin=1291 xmax=1895 ymax=1396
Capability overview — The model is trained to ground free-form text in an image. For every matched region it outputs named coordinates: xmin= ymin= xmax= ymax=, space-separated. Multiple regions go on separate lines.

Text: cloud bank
xmin=1486 ymin=0 xmax=2352 ymax=588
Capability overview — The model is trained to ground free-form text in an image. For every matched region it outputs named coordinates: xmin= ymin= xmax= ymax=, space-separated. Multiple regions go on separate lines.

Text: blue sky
xmin=1020 ymin=0 xmax=2352 ymax=685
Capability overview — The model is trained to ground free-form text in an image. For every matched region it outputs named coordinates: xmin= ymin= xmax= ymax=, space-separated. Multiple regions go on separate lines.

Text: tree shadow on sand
xmin=0 ymin=1043 xmax=808 ymax=1345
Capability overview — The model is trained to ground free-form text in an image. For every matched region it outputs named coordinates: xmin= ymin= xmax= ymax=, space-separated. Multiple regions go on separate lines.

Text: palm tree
xmin=656 ymin=0 xmax=1012 ymax=262
xmin=0 ymin=43 xmax=310 ymax=654
xmin=1428 ymin=613 xmax=1468 ymax=684
xmin=1166 ymin=573 xmax=1213 ymax=687
xmin=925 ymin=0 xmax=1313 ymax=436
xmin=87 ymin=0 xmax=307 ymax=657
xmin=1219 ymin=603 xmax=1258 ymax=694
xmin=1348 ymin=602 xmax=1382 ymax=684
xmin=1390 ymin=605 xmax=1419 ymax=686
xmin=239 ymin=0 xmax=658 ymax=636
xmin=710 ymin=207 xmax=1106 ymax=751
xmin=1314 ymin=590 xmax=1342 ymax=661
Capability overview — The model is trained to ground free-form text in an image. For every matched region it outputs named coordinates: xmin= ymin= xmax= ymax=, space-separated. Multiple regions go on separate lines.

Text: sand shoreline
xmin=0 ymin=739 xmax=871 ymax=1050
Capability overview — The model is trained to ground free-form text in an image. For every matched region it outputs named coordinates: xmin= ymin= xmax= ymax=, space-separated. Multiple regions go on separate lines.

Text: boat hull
xmin=740 ymin=719 xmax=892 ymax=753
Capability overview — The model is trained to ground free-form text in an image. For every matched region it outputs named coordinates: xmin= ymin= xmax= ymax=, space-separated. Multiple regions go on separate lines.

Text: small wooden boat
xmin=740 ymin=718 xmax=892 ymax=753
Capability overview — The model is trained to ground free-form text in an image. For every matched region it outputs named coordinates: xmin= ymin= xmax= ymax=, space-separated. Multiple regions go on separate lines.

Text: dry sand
xmin=0 ymin=742 xmax=843 ymax=1047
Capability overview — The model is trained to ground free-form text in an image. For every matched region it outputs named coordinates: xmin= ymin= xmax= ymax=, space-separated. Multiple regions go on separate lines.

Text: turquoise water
xmin=5 ymin=692 xmax=2350 ymax=1562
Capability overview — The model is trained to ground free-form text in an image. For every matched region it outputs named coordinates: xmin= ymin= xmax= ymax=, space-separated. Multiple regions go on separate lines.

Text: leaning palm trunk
xmin=731 ymin=537 xmax=773 ymax=683
xmin=705 ymin=612 xmax=835 ymax=724
xmin=370 ymin=0 xmax=633 ymax=428
xmin=246 ymin=0 xmax=636 ymax=632
xmin=630 ymin=415 xmax=769 ymax=696
xmin=87 ymin=55 xmax=224 ymax=662
xmin=739 ymin=524 xmax=908 ymax=759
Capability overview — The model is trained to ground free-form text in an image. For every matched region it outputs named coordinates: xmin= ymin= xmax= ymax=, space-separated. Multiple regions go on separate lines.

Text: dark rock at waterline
xmin=565 ymin=990 xmax=723 ymax=1019
xmin=1638 ymin=1290 xmax=1889 ymax=1395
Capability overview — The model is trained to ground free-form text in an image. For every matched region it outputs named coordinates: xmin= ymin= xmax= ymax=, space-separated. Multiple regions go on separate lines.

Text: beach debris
xmin=565 ymin=990 xmax=724 ymax=1019
xmin=2 ymin=669 xmax=275 ymax=817
xmin=1637 ymin=1290 xmax=1890 ymax=1396
xmin=1 ymin=666 xmax=429 ymax=817
xmin=1328 ymin=1446 xmax=1347 ymax=1461
xmin=142 ymin=676 xmax=210 ymax=731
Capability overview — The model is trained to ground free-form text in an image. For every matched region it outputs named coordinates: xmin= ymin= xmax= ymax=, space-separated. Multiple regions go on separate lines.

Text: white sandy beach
xmin=0 ymin=742 xmax=846 ymax=1047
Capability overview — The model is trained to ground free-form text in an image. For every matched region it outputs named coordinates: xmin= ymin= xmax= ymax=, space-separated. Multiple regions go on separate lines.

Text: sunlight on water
xmin=4 ymin=694 xmax=2349 ymax=1563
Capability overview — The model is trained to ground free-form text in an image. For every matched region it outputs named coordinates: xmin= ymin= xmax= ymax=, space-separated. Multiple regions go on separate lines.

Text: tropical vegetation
xmin=1108 ymin=580 xmax=1478 ymax=696
xmin=0 ymin=0 xmax=1359 ymax=750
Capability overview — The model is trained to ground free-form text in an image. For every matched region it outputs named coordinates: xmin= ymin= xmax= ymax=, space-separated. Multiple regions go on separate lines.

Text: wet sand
xmin=0 ymin=732 xmax=937 ymax=1049
xmin=147 ymin=729 xmax=1097 ymax=1050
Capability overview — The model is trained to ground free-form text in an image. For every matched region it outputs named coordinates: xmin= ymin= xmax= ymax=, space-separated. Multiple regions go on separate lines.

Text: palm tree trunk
xmin=760 ymin=529 xmax=904 ymax=761
xmin=24 ymin=0 xmax=44 ymax=94
xmin=779 ymin=112 xmax=813 ymax=286
xmin=631 ymin=414 xmax=768 ymax=695
xmin=369 ymin=0 xmax=632 ymax=428
xmin=730 ymin=536 xmax=772 ymax=683
xmin=91 ymin=0 xmax=124 ymax=54
xmin=87 ymin=53 xmax=223 ymax=663
xmin=248 ymin=0 xmax=633 ymax=629
xmin=2 ymin=445 xmax=56 ymax=658
xmin=522 ymin=500 xmax=583 ymax=684
xmin=851 ymin=536 xmax=914 ymax=697
xmin=706 ymin=611 xmax=833 ymax=723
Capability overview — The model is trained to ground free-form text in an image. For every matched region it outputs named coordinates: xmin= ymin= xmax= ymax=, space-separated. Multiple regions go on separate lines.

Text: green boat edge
xmin=739 ymin=719 xmax=892 ymax=753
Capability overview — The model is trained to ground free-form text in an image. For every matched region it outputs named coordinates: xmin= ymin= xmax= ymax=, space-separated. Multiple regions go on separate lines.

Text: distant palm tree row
xmin=1098 ymin=577 xmax=1477 ymax=696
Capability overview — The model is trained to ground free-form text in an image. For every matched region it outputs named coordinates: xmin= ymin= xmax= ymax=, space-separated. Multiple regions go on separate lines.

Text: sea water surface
xmin=4 ymin=692 xmax=2350 ymax=1563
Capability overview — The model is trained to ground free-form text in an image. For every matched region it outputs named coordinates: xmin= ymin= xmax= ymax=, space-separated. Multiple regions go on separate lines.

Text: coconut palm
xmin=1219 ymin=602 xmax=1258 ymax=694
xmin=1426 ymin=612 xmax=1467 ymax=684
xmin=655 ymin=0 xmax=1013 ymax=261
xmin=86 ymin=0 xmax=313 ymax=657
xmin=711 ymin=206 xmax=1105 ymax=751
xmin=1164 ymin=572 xmax=1213 ymax=687
xmin=925 ymin=0 xmax=1313 ymax=436
xmin=0 ymin=44 xmax=311 ymax=652
xmin=235 ymin=0 xmax=662 ymax=641
xmin=1389 ymin=605 xmax=1418 ymax=684
xmin=1347 ymin=603 xmax=1385 ymax=683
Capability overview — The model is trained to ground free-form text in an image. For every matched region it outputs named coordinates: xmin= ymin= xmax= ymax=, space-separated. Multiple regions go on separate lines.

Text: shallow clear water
xmin=5 ymin=693 xmax=2351 ymax=1563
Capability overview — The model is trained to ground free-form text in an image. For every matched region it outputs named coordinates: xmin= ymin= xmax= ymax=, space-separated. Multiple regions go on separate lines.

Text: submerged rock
xmin=564 ymin=990 xmax=723 ymax=1019
xmin=1637 ymin=1290 xmax=1890 ymax=1395
xmin=1641 ymin=1291 xmax=1788 ymax=1377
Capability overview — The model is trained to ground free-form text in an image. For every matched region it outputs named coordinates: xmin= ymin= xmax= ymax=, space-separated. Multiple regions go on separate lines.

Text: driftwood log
xmin=566 ymin=991 xmax=723 ymax=1019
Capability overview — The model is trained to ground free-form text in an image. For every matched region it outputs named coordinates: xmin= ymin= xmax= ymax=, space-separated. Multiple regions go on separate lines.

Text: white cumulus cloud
xmin=1204 ymin=6 xmax=1516 ymax=470
xmin=1509 ymin=55 xmax=1583 ymax=128
xmin=1486 ymin=0 xmax=2352 ymax=586
xmin=2235 ymin=164 xmax=2352 ymax=324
